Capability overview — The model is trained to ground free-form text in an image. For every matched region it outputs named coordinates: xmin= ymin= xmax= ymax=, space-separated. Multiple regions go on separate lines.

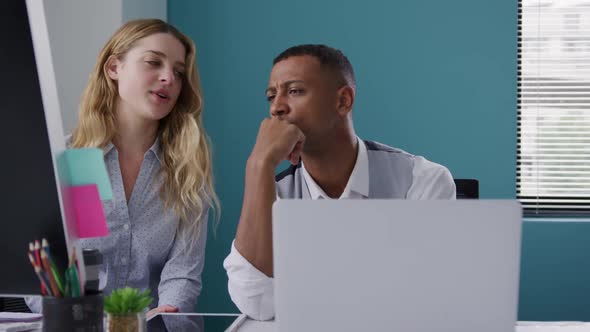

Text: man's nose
xmin=270 ymin=95 xmax=289 ymax=118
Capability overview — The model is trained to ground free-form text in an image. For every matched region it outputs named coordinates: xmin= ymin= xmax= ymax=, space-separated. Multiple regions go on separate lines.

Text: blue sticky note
xmin=57 ymin=148 xmax=112 ymax=200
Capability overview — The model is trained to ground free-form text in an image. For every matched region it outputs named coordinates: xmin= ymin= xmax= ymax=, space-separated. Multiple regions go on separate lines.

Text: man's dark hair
xmin=273 ymin=44 xmax=356 ymax=89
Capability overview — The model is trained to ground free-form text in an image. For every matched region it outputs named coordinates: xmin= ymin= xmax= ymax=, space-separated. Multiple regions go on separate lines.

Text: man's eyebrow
xmin=265 ymin=80 xmax=305 ymax=95
xmin=144 ymin=50 xmax=185 ymax=67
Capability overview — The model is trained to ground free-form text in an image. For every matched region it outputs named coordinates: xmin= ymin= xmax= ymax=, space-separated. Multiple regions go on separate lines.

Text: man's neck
xmin=302 ymin=134 xmax=358 ymax=199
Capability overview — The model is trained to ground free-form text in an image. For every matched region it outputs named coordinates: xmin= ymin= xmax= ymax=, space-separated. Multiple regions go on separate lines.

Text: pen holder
xmin=42 ymin=293 xmax=103 ymax=332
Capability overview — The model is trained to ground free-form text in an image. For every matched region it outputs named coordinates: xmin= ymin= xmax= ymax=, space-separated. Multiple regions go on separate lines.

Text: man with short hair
xmin=224 ymin=44 xmax=456 ymax=320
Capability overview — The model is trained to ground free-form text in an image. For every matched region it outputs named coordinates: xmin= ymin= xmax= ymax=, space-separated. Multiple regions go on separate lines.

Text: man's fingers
xmin=293 ymin=141 xmax=303 ymax=162
xmin=146 ymin=305 xmax=179 ymax=319
xmin=146 ymin=308 xmax=158 ymax=319
xmin=255 ymin=117 xmax=306 ymax=167
xmin=162 ymin=305 xmax=179 ymax=312
xmin=288 ymin=141 xmax=303 ymax=165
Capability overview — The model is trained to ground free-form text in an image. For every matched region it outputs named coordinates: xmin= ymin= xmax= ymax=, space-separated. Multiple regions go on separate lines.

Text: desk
xmin=3 ymin=313 xmax=590 ymax=331
xmin=516 ymin=322 xmax=590 ymax=331
xmin=234 ymin=319 xmax=590 ymax=332
xmin=234 ymin=317 xmax=275 ymax=332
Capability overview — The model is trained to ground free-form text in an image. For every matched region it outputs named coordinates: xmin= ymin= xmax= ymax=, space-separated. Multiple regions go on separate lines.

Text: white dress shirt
xmin=223 ymin=138 xmax=455 ymax=320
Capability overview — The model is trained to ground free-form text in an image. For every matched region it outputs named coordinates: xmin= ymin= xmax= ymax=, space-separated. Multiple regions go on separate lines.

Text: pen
xmin=68 ymin=266 xmax=81 ymax=297
xmin=67 ymin=249 xmax=81 ymax=297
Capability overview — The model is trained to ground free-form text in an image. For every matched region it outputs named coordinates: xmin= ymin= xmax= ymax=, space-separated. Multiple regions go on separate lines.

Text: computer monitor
xmin=0 ymin=0 xmax=70 ymax=296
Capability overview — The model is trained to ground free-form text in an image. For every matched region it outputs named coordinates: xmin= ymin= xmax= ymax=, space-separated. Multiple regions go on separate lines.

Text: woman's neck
xmin=112 ymin=108 xmax=159 ymax=156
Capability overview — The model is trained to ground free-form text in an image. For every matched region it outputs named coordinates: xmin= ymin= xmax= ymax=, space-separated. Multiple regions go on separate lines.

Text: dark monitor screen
xmin=0 ymin=0 xmax=68 ymax=295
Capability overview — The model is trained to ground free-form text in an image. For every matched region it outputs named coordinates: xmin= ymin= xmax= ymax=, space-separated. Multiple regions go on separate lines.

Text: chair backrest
xmin=454 ymin=179 xmax=479 ymax=199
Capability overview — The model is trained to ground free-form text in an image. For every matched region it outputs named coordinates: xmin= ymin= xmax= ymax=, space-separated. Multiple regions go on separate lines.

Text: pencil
xmin=28 ymin=253 xmax=52 ymax=296
xmin=30 ymin=242 xmax=46 ymax=296
xmin=41 ymin=238 xmax=64 ymax=294
xmin=41 ymin=251 xmax=61 ymax=297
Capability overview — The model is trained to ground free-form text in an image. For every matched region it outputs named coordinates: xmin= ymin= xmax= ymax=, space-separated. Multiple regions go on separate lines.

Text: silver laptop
xmin=272 ymin=200 xmax=522 ymax=332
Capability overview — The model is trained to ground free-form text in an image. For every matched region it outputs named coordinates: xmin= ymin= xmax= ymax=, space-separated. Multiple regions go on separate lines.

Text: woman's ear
xmin=336 ymin=85 xmax=355 ymax=117
xmin=105 ymin=55 xmax=120 ymax=81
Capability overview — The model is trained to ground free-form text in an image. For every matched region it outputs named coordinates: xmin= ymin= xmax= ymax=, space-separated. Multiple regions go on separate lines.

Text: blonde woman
xmin=69 ymin=19 xmax=218 ymax=317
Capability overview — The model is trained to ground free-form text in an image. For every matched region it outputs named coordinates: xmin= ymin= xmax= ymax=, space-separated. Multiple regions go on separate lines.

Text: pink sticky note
xmin=65 ymin=184 xmax=109 ymax=238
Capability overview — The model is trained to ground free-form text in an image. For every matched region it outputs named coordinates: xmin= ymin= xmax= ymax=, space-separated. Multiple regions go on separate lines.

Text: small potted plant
xmin=104 ymin=287 xmax=153 ymax=332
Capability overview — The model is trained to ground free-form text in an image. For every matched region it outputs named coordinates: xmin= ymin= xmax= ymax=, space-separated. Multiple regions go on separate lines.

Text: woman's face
xmin=108 ymin=32 xmax=187 ymax=122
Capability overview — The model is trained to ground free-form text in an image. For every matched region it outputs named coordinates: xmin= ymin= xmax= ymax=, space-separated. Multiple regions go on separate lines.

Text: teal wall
xmin=520 ymin=221 xmax=590 ymax=320
xmin=169 ymin=0 xmax=590 ymax=321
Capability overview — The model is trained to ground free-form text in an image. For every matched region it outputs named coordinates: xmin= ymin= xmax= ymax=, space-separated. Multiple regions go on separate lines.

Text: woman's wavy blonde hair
xmin=71 ymin=19 xmax=219 ymax=245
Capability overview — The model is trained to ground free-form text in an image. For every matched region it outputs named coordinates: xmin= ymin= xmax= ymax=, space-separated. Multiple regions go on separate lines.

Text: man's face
xmin=266 ymin=55 xmax=342 ymax=149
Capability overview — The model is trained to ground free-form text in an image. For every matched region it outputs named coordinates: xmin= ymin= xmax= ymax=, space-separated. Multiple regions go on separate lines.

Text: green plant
xmin=104 ymin=287 xmax=153 ymax=314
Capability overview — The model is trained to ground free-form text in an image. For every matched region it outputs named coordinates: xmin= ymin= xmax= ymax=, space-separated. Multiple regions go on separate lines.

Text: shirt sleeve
xmin=223 ymin=241 xmax=275 ymax=321
xmin=407 ymin=156 xmax=456 ymax=199
xmin=158 ymin=208 xmax=209 ymax=313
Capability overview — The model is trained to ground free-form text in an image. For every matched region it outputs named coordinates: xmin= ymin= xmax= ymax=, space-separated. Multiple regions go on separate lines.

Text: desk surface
xmin=235 ymin=319 xmax=590 ymax=332
xmin=2 ymin=312 xmax=589 ymax=332
xmin=516 ymin=322 xmax=590 ymax=331
xmin=235 ymin=317 xmax=274 ymax=332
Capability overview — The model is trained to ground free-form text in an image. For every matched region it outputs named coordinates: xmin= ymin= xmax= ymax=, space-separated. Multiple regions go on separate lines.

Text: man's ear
xmin=105 ymin=55 xmax=120 ymax=80
xmin=336 ymin=85 xmax=355 ymax=117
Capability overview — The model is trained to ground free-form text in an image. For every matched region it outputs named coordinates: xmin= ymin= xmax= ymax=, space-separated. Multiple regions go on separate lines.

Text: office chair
xmin=454 ymin=179 xmax=479 ymax=199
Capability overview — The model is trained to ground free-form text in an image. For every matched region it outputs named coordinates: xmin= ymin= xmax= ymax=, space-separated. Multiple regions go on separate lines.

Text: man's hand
xmin=146 ymin=305 xmax=178 ymax=319
xmin=250 ymin=117 xmax=305 ymax=168
xmin=233 ymin=117 xmax=304 ymax=278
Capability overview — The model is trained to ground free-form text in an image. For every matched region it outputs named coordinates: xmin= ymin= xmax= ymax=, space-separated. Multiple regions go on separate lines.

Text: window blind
xmin=517 ymin=0 xmax=590 ymax=215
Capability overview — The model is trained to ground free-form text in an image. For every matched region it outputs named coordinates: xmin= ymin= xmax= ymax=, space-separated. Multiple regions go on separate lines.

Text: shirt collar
xmin=148 ymin=137 xmax=162 ymax=162
xmin=103 ymin=142 xmax=115 ymax=156
xmin=301 ymin=137 xmax=369 ymax=199
xmin=103 ymin=137 xmax=162 ymax=162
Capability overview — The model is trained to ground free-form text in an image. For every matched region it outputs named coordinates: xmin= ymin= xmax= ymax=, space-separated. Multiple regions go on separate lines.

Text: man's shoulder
xmin=363 ymin=139 xmax=455 ymax=198
xmin=364 ymin=140 xmax=405 ymax=154
xmin=362 ymin=139 xmax=449 ymax=175
xmin=363 ymin=140 xmax=416 ymax=161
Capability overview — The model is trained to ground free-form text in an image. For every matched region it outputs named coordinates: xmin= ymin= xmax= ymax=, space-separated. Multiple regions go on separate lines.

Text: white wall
xmin=44 ymin=0 xmax=166 ymax=134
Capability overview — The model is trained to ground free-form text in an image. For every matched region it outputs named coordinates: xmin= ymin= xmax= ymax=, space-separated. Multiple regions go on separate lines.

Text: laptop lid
xmin=272 ymin=200 xmax=522 ymax=332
